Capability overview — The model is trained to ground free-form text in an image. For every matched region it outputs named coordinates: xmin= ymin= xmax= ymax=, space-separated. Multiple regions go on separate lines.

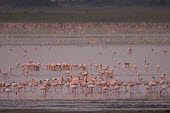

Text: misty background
xmin=0 ymin=0 xmax=170 ymax=8
xmin=0 ymin=0 xmax=170 ymax=22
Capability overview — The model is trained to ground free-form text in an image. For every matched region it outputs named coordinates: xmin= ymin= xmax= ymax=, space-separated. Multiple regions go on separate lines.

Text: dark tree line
xmin=0 ymin=0 xmax=170 ymax=8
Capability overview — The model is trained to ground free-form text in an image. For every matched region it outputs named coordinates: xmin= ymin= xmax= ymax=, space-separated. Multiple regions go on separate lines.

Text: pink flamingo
xmin=15 ymin=84 xmax=24 ymax=94
xmin=145 ymin=65 xmax=149 ymax=72
xmin=159 ymin=77 xmax=166 ymax=89
xmin=136 ymin=78 xmax=142 ymax=91
xmin=134 ymin=65 xmax=137 ymax=73
xmin=39 ymin=85 xmax=47 ymax=96
xmin=117 ymin=62 xmax=121 ymax=68
xmin=128 ymin=82 xmax=135 ymax=93
xmin=94 ymin=64 xmax=99 ymax=70
xmin=5 ymin=88 xmax=12 ymax=98
xmin=122 ymin=82 xmax=128 ymax=92
xmin=102 ymin=84 xmax=109 ymax=93
xmin=160 ymin=83 xmax=169 ymax=96
xmin=157 ymin=65 xmax=160 ymax=72
xmin=1 ymin=72 xmax=9 ymax=79
xmin=145 ymin=60 xmax=150 ymax=72
xmin=151 ymin=77 xmax=159 ymax=90
xmin=32 ymin=79 xmax=38 ymax=91
xmin=12 ymin=82 xmax=17 ymax=92
xmin=113 ymin=85 xmax=120 ymax=93
xmin=145 ymin=84 xmax=152 ymax=93
xmin=160 ymin=74 xmax=166 ymax=80
xmin=87 ymin=84 xmax=95 ymax=93
xmin=20 ymin=81 xmax=28 ymax=92
xmin=70 ymin=83 xmax=77 ymax=94
xmin=127 ymin=47 xmax=133 ymax=55
xmin=137 ymin=72 xmax=141 ymax=80
xmin=95 ymin=79 xmax=102 ymax=92
xmin=168 ymin=82 xmax=170 ymax=88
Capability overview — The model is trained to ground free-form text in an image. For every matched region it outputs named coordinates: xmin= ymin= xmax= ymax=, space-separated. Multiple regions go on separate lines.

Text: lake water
xmin=0 ymin=37 xmax=170 ymax=110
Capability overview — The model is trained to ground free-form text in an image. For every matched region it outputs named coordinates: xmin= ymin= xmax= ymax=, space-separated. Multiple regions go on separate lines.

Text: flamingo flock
xmin=0 ymin=58 xmax=170 ymax=98
xmin=0 ymin=23 xmax=170 ymax=35
xmin=0 ymin=36 xmax=169 ymax=99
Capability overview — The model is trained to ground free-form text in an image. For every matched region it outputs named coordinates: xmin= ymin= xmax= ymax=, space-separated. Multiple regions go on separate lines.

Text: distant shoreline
xmin=0 ymin=99 xmax=170 ymax=112
xmin=0 ymin=109 xmax=170 ymax=113
xmin=0 ymin=35 xmax=170 ymax=45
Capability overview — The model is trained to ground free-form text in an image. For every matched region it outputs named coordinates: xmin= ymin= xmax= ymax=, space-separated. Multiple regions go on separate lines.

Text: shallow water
xmin=0 ymin=99 xmax=170 ymax=111
xmin=0 ymin=38 xmax=170 ymax=110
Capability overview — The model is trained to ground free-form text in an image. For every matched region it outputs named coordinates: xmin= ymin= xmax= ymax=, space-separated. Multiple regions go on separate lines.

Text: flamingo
xmin=57 ymin=80 xmax=65 ymax=92
xmin=145 ymin=61 xmax=150 ymax=65
xmin=122 ymin=82 xmax=128 ymax=92
xmin=117 ymin=61 xmax=121 ymax=68
xmin=1 ymin=72 xmax=9 ymax=79
xmin=160 ymin=83 xmax=169 ymax=96
xmin=157 ymin=65 xmax=160 ymax=72
xmin=159 ymin=74 xmax=166 ymax=80
xmin=151 ymin=77 xmax=159 ymax=90
xmin=102 ymin=84 xmax=109 ymax=93
xmin=168 ymin=82 xmax=170 ymax=88
xmin=95 ymin=80 xmax=102 ymax=91
xmin=21 ymin=81 xmax=28 ymax=92
xmin=87 ymin=84 xmax=95 ymax=93
xmin=113 ymin=85 xmax=120 ymax=93
xmin=94 ymin=64 xmax=99 ymax=70
xmin=8 ymin=67 xmax=12 ymax=74
xmin=12 ymin=82 xmax=17 ymax=92
xmin=99 ymin=64 xmax=103 ymax=70
xmin=32 ymin=79 xmax=38 ymax=91
xmin=134 ymin=65 xmax=137 ymax=73
xmin=144 ymin=61 xmax=150 ymax=69
xmin=128 ymin=47 xmax=133 ymax=55
xmin=70 ymin=83 xmax=77 ymax=94
xmin=16 ymin=84 xmax=24 ymax=94
xmin=51 ymin=81 xmax=59 ymax=92
xmin=39 ymin=85 xmax=47 ymax=96
xmin=137 ymin=72 xmax=141 ymax=80
xmin=80 ymin=81 xmax=88 ymax=92
xmin=5 ymin=88 xmax=12 ymax=98
xmin=145 ymin=84 xmax=152 ymax=93
xmin=163 ymin=49 xmax=167 ymax=55
xmin=110 ymin=79 xmax=118 ymax=88
xmin=145 ymin=65 xmax=149 ymax=72
xmin=128 ymin=82 xmax=135 ymax=93
xmin=136 ymin=78 xmax=142 ymax=91
xmin=159 ymin=79 xmax=165 ymax=89
xmin=5 ymin=83 xmax=11 ymax=88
